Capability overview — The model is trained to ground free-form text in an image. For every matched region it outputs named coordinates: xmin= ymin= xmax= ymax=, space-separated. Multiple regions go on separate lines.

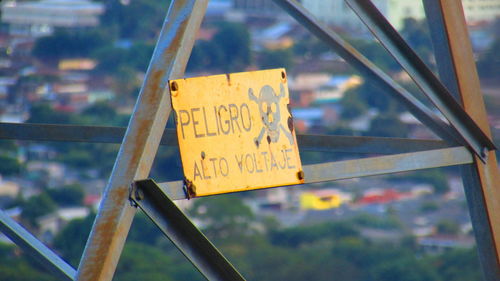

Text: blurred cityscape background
xmin=0 ymin=0 xmax=499 ymax=280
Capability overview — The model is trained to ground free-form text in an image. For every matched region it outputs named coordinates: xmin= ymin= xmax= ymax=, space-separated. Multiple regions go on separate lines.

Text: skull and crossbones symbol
xmin=249 ymin=83 xmax=294 ymax=146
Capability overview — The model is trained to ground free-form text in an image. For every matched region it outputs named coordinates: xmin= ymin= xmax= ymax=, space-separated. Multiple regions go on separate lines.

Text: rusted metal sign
xmin=170 ymin=68 xmax=303 ymax=197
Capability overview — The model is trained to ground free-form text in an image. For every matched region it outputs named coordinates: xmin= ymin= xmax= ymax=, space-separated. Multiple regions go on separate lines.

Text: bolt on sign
xmin=170 ymin=68 xmax=304 ymax=197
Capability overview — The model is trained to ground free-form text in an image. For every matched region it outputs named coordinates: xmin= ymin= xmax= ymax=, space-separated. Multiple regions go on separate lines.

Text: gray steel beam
xmin=272 ymin=0 xmax=463 ymax=146
xmin=302 ymin=146 xmax=472 ymax=184
xmin=130 ymin=180 xmax=246 ymax=281
xmin=345 ymin=0 xmax=495 ymax=161
xmin=297 ymin=134 xmax=450 ymax=154
xmin=0 ymin=122 xmax=451 ymax=154
xmin=423 ymin=1 xmax=500 ymax=280
xmin=0 ymin=210 xmax=76 ymax=281
xmin=156 ymin=146 xmax=473 ymax=200
xmin=75 ymin=1 xmax=208 ymax=280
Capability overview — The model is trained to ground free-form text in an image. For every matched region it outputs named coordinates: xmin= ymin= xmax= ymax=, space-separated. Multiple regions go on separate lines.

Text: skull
xmin=249 ymin=83 xmax=294 ymax=146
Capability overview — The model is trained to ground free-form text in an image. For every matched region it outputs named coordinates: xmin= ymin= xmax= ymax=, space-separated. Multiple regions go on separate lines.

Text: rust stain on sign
xmin=170 ymin=68 xmax=303 ymax=197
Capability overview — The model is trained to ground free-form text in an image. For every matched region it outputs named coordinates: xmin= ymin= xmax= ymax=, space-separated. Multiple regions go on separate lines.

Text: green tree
xmin=81 ymin=102 xmax=118 ymax=125
xmin=400 ymin=18 xmax=433 ymax=67
xmin=92 ymin=46 xmax=129 ymax=73
xmin=366 ymin=113 xmax=409 ymax=138
xmin=350 ymin=38 xmax=400 ymax=72
xmin=340 ymin=88 xmax=368 ymax=120
xmin=0 ymin=243 xmax=54 ymax=281
xmin=346 ymin=82 xmax=403 ymax=113
xmin=389 ymin=169 xmax=450 ymax=194
xmin=371 ymin=258 xmax=439 ymax=281
xmin=429 ymin=248 xmax=482 ymax=281
xmin=270 ymin=221 xmax=359 ymax=248
xmin=213 ymin=23 xmax=252 ymax=72
xmin=114 ymin=243 xmax=176 ymax=281
xmin=419 ymin=201 xmax=439 ymax=213
xmin=20 ymin=193 xmax=57 ymax=228
xmin=0 ymin=154 xmax=22 ymax=175
xmin=436 ymin=219 xmax=460 ymax=235
xmin=27 ymin=103 xmax=77 ymax=124
xmin=101 ymin=0 xmax=171 ymax=40
xmin=292 ymin=35 xmax=329 ymax=58
xmin=32 ymin=30 xmax=108 ymax=62
xmin=189 ymin=194 xmax=254 ymax=240
xmin=46 ymin=184 xmax=85 ymax=207
xmin=187 ymin=40 xmax=225 ymax=71
xmin=53 ymin=213 xmax=95 ymax=266
xmin=258 ymin=48 xmax=294 ymax=70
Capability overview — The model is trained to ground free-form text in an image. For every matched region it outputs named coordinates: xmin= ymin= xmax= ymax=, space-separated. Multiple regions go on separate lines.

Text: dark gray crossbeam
xmin=157 ymin=146 xmax=472 ymax=200
xmin=130 ymin=179 xmax=246 ymax=281
xmin=272 ymin=0 xmax=463 ymax=148
xmin=345 ymin=0 xmax=495 ymax=161
xmin=0 ymin=210 xmax=76 ymax=281
xmin=0 ymin=122 xmax=450 ymax=154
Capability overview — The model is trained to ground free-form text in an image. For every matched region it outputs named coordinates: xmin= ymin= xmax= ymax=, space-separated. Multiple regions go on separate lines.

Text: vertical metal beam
xmin=0 ymin=210 xmax=76 ymax=281
xmin=75 ymin=1 xmax=208 ymax=280
xmin=424 ymin=1 xmax=500 ymax=280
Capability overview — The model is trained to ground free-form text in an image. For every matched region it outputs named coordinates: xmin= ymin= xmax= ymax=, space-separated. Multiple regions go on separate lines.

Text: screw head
xmin=297 ymin=170 xmax=304 ymax=180
xmin=134 ymin=188 xmax=144 ymax=201
xmin=170 ymin=81 xmax=179 ymax=96
xmin=281 ymin=71 xmax=287 ymax=82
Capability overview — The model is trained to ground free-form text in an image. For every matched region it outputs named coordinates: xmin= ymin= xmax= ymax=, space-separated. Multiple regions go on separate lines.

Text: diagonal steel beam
xmin=155 ymin=146 xmax=473 ymax=200
xmin=75 ymin=1 xmax=208 ymax=280
xmin=0 ymin=210 xmax=76 ymax=281
xmin=0 ymin=122 xmax=451 ymax=154
xmin=272 ymin=0 xmax=463 ymax=147
xmin=345 ymin=0 xmax=495 ymax=161
xmin=130 ymin=179 xmax=246 ymax=281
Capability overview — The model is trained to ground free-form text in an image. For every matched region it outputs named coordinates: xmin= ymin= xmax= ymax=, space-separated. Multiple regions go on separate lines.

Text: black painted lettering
xmin=200 ymin=159 xmax=211 ymax=179
xmin=235 ymin=154 xmax=244 ymax=172
xmin=270 ymin=152 xmax=278 ymax=170
xmin=240 ymin=103 xmax=252 ymax=132
xmin=253 ymin=153 xmax=263 ymax=173
xmin=261 ymin=151 xmax=269 ymax=171
xmin=203 ymin=107 xmax=217 ymax=137
xmin=218 ymin=105 xmax=230 ymax=134
xmin=245 ymin=154 xmax=255 ymax=173
xmin=228 ymin=103 xmax=241 ymax=133
xmin=285 ymin=148 xmax=295 ymax=169
xmin=278 ymin=149 xmax=287 ymax=169
xmin=178 ymin=110 xmax=190 ymax=139
xmin=214 ymin=106 xmax=221 ymax=135
xmin=191 ymin=108 xmax=204 ymax=138
xmin=220 ymin=157 xmax=229 ymax=176
xmin=193 ymin=161 xmax=202 ymax=181
xmin=209 ymin=157 xmax=218 ymax=178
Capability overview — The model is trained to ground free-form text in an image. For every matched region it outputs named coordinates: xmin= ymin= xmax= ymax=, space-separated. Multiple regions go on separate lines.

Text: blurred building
xmin=302 ymin=0 xmax=500 ymax=31
xmin=301 ymin=0 xmax=425 ymax=31
xmin=462 ymin=0 xmax=500 ymax=24
xmin=1 ymin=0 xmax=105 ymax=37
xmin=231 ymin=0 xmax=285 ymax=19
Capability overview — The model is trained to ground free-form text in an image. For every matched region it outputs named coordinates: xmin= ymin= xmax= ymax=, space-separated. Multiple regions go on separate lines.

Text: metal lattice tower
xmin=0 ymin=1 xmax=498 ymax=281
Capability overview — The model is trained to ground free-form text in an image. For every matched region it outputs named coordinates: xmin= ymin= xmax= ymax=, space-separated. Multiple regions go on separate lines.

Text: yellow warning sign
xmin=170 ymin=68 xmax=303 ymax=197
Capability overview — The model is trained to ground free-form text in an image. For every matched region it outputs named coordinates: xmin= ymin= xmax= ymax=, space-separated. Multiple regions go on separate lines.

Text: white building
xmin=1 ymin=0 xmax=104 ymax=37
xmin=302 ymin=0 xmax=500 ymax=31
xmin=462 ymin=0 xmax=500 ymax=24
xmin=301 ymin=0 xmax=425 ymax=31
